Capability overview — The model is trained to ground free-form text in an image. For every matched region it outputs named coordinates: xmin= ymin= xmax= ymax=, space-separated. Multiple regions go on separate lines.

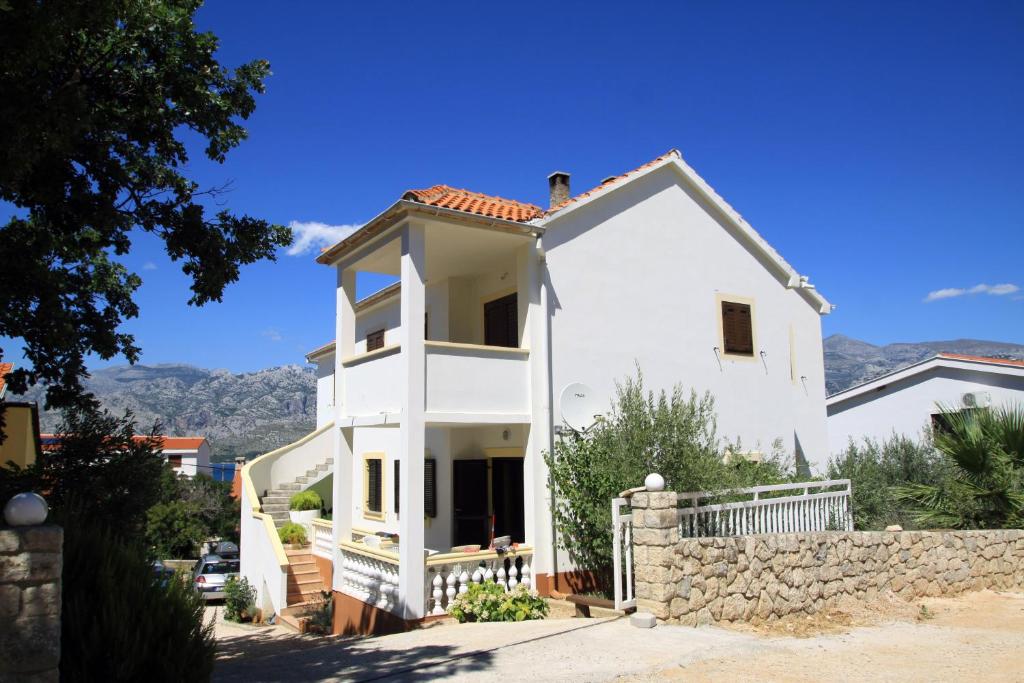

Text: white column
xmin=398 ymin=222 xmax=427 ymax=619
xmin=332 ymin=267 xmax=357 ymax=591
xmin=519 ymin=242 xmax=539 ymax=549
xmin=530 ymin=237 xmax=556 ymax=580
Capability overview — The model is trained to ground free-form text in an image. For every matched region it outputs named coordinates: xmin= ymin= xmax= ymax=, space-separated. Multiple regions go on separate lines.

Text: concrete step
xmin=262 ymin=503 xmax=289 ymax=513
xmin=288 ymin=575 xmax=324 ymax=589
xmin=277 ymin=483 xmax=301 ymax=492
xmin=262 ymin=495 xmax=290 ymax=505
xmin=316 ymin=463 xmax=329 ymax=472
xmin=324 ymin=458 xmax=333 ymax=465
xmin=277 ymin=613 xmax=306 ymax=633
xmin=285 ymin=548 xmax=312 ymax=558
xmin=288 ymin=588 xmax=325 ymax=604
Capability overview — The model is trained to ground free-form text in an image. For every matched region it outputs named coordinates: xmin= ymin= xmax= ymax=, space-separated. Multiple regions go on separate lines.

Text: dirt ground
xmin=636 ymin=590 xmax=1024 ymax=682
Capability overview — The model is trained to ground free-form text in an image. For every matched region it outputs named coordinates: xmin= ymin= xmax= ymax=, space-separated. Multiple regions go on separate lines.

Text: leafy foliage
xmin=146 ymin=499 xmax=208 ymax=559
xmin=827 ymin=434 xmax=949 ymax=530
xmin=544 ymin=368 xmax=791 ymax=573
xmin=289 ymin=490 xmax=322 ymax=511
xmin=0 ymin=0 xmax=291 ymax=410
xmin=893 ymin=404 xmax=1024 ymax=529
xmin=224 ymin=576 xmax=258 ymax=623
xmin=447 ymin=581 xmax=548 ymax=623
xmin=59 ymin=513 xmax=216 ymax=682
xmin=304 ymin=590 xmax=334 ymax=634
xmin=278 ymin=522 xmax=308 ymax=545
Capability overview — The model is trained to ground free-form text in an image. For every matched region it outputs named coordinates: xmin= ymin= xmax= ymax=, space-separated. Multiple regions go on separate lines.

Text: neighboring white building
xmin=158 ymin=436 xmax=213 ymax=478
xmin=241 ymin=149 xmax=834 ymax=630
xmin=826 ymin=353 xmax=1024 ymax=454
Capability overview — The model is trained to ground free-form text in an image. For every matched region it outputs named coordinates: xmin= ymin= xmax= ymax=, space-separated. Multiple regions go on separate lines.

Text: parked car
xmin=191 ymin=554 xmax=240 ymax=601
xmin=213 ymin=540 xmax=239 ymax=560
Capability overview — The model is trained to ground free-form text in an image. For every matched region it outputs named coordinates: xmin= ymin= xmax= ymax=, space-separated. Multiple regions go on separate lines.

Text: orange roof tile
xmin=937 ymin=353 xmax=1024 ymax=368
xmin=0 ymin=362 xmax=13 ymax=396
xmin=39 ymin=434 xmax=208 ymax=452
xmin=546 ymin=149 xmax=681 ymax=214
xmin=402 ymin=185 xmax=543 ymax=222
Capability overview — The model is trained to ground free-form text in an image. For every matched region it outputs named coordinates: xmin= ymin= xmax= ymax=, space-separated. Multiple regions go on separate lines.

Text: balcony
xmin=341 ymin=341 xmax=530 ymax=424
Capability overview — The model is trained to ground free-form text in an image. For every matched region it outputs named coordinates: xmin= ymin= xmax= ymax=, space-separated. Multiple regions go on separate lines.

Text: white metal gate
xmin=611 ymin=496 xmax=635 ymax=611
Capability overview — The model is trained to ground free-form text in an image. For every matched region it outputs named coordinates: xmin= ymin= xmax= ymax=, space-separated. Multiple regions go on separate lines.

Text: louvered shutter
xmin=393 ymin=458 xmax=437 ymax=517
xmin=366 ymin=458 xmax=381 ymax=512
xmin=722 ymin=302 xmax=753 ymax=355
xmin=367 ymin=329 xmax=385 ymax=352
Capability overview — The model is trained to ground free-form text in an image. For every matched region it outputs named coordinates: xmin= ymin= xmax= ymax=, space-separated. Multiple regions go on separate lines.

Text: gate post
xmin=629 ymin=491 xmax=679 ymax=621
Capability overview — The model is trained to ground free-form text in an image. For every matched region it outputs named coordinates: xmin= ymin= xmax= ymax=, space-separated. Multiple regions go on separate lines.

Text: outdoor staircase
xmin=277 ymin=548 xmax=329 ymax=632
xmin=259 ymin=456 xmax=333 ymax=529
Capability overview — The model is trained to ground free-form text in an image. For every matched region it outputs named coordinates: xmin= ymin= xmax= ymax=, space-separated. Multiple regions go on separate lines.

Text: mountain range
xmin=14 ymin=336 xmax=1023 ymax=461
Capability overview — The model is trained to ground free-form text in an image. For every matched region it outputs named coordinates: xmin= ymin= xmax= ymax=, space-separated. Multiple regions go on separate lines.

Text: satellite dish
xmin=560 ymin=382 xmax=601 ymax=432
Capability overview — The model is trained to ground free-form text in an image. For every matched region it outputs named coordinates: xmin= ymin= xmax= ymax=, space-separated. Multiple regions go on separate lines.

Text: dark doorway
xmin=452 ymin=460 xmax=489 ymax=547
xmin=484 ymin=293 xmax=518 ymax=347
xmin=491 ymin=458 xmax=525 ymax=543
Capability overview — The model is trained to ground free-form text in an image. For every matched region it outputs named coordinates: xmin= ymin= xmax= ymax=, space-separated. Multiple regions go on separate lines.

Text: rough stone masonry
xmin=0 ymin=525 xmax=62 ymax=682
xmin=630 ymin=491 xmax=1024 ymax=625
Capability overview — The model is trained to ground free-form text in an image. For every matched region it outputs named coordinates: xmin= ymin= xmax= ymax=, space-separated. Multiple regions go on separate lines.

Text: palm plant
xmin=893 ymin=403 xmax=1024 ymax=529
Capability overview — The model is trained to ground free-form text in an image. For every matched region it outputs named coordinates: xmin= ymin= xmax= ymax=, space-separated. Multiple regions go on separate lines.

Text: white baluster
xmin=508 ymin=564 xmax=518 ymax=589
xmin=497 ymin=565 xmax=507 ymax=590
xmin=484 ymin=566 xmax=494 ymax=583
xmin=472 ymin=566 xmax=483 ymax=584
xmin=445 ymin=570 xmax=457 ymax=609
xmin=520 ymin=562 xmax=532 ymax=590
xmin=431 ymin=574 xmax=445 ymax=615
xmin=458 ymin=570 xmax=470 ymax=594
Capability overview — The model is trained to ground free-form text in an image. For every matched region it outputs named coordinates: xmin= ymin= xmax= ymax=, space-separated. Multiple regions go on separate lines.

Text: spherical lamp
xmin=4 ymin=492 xmax=49 ymax=526
xmin=644 ymin=473 xmax=666 ymax=492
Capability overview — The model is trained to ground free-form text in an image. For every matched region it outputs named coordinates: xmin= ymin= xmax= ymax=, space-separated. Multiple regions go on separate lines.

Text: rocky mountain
xmin=17 ymin=364 xmax=316 ymax=462
xmin=823 ymin=335 xmax=1024 ymax=395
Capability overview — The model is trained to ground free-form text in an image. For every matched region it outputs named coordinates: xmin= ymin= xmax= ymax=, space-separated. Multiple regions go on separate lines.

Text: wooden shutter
xmin=366 ymin=458 xmax=382 ymax=512
xmin=393 ymin=458 xmax=437 ymax=518
xmin=484 ymin=293 xmax=518 ymax=347
xmin=721 ymin=301 xmax=753 ymax=355
xmin=367 ymin=329 xmax=385 ymax=352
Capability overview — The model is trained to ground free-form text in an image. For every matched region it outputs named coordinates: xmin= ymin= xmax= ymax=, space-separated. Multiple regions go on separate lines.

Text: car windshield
xmin=201 ymin=561 xmax=239 ymax=575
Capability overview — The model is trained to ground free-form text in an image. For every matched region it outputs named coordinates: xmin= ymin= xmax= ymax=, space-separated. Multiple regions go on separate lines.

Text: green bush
xmin=278 ymin=522 xmax=308 ymax=545
xmin=545 ymin=368 xmax=791 ymax=573
xmin=447 ymin=581 xmax=548 ymax=623
xmin=894 ymin=403 xmax=1024 ymax=529
xmin=289 ymin=490 xmax=323 ymax=511
xmin=146 ymin=499 xmax=208 ymax=558
xmin=60 ymin=516 xmax=215 ymax=681
xmin=827 ymin=434 xmax=948 ymax=530
xmin=224 ymin=576 xmax=258 ymax=622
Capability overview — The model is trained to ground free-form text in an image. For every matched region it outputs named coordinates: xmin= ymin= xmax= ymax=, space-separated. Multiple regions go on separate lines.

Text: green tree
xmin=0 ymin=0 xmax=291 ymax=410
xmin=147 ymin=470 xmax=238 ymax=558
xmin=893 ymin=403 xmax=1024 ymax=529
xmin=544 ymin=369 xmax=791 ymax=576
xmin=146 ymin=499 xmax=207 ymax=559
xmin=827 ymin=434 xmax=947 ymax=530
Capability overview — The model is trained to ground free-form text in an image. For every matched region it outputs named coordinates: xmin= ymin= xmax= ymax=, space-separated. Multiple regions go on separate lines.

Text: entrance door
xmin=452 ymin=460 xmax=489 ymax=547
xmin=491 ymin=458 xmax=525 ymax=543
xmin=484 ymin=293 xmax=518 ymax=347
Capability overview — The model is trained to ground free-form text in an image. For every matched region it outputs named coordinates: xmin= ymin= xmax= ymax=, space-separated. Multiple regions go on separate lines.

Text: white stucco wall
xmin=313 ymin=354 xmax=335 ymax=428
xmin=826 ymin=364 xmax=1024 ymax=454
xmin=542 ymin=164 xmax=829 ymax=473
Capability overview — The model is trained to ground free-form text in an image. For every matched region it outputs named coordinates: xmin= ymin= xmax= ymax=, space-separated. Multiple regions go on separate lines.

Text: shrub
xmin=146 ymin=500 xmax=208 ymax=559
xmin=59 ymin=515 xmax=215 ymax=681
xmin=827 ymin=434 xmax=948 ymax=530
xmin=224 ymin=576 xmax=258 ymax=622
xmin=278 ymin=522 xmax=308 ymax=545
xmin=545 ymin=368 xmax=791 ymax=574
xmin=893 ymin=403 xmax=1024 ymax=529
xmin=447 ymin=582 xmax=548 ymax=623
xmin=289 ymin=490 xmax=323 ymax=511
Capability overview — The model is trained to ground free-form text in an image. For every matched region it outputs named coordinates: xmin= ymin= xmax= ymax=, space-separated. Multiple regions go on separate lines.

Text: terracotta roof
xmin=0 ymin=362 xmax=13 ymax=397
xmin=546 ymin=149 xmax=681 ymax=214
xmin=936 ymin=353 xmax=1024 ymax=368
xmin=39 ymin=434 xmax=207 ymax=451
xmin=402 ymin=185 xmax=543 ymax=222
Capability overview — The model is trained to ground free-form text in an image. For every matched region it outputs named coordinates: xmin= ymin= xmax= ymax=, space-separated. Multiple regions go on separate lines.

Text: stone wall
xmin=630 ymin=491 xmax=1024 ymax=624
xmin=0 ymin=525 xmax=62 ymax=681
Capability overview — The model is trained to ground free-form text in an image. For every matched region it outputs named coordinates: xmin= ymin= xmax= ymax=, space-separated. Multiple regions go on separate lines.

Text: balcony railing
xmin=340 ymin=341 xmax=530 ymax=421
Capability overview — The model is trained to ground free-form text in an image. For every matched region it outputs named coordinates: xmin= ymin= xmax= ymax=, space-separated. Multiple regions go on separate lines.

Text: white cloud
xmin=286 ymin=220 xmax=360 ymax=256
xmin=142 ymin=261 xmax=158 ymax=271
xmin=261 ymin=328 xmax=283 ymax=342
xmin=924 ymin=283 xmax=1020 ymax=303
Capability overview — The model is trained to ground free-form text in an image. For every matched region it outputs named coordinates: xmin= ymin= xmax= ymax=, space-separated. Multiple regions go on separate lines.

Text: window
xmin=363 ymin=454 xmax=384 ymax=520
xmin=721 ymin=300 xmax=754 ymax=355
xmin=394 ymin=457 xmax=437 ymax=518
xmin=484 ymin=293 xmax=518 ymax=347
xmin=366 ymin=329 xmax=385 ymax=352
xmin=167 ymin=454 xmax=182 ymax=469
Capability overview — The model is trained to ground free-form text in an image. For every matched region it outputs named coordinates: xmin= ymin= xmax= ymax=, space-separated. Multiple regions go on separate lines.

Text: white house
xmin=157 ymin=436 xmax=213 ymax=478
xmin=241 ymin=149 xmax=833 ymax=633
xmin=826 ymin=353 xmax=1024 ymax=453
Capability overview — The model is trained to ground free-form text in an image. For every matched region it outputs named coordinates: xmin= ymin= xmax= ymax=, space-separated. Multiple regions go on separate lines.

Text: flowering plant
xmin=447 ymin=581 xmax=548 ymax=623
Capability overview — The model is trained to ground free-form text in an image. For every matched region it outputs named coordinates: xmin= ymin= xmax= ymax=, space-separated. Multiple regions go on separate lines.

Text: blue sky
xmin=5 ymin=1 xmax=1024 ymax=373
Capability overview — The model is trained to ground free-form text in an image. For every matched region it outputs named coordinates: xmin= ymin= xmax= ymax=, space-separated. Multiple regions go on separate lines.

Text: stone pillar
xmin=0 ymin=524 xmax=62 ymax=681
xmin=629 ymin=491 xmax=679 ymax=620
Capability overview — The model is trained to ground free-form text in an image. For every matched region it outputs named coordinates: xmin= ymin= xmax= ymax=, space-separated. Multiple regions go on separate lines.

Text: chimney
xmin=230 ymin=456 xmax=246 ymax=500
xmin=548 ymin=171 xmax=570 ymax=209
